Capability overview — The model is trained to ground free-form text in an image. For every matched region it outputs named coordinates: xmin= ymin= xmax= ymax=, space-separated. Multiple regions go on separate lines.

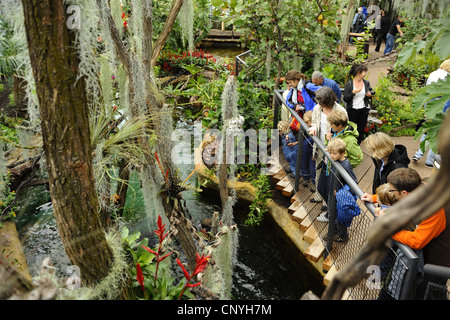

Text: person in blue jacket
xmin=311 ymin=71 xmax=342 ymax=102
xmin=285 ymin=69 xmax=321 ymax=113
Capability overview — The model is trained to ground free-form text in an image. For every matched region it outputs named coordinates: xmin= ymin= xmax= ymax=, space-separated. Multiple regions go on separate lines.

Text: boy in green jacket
xmin=326 ymin=109 xmax=363 ymax=168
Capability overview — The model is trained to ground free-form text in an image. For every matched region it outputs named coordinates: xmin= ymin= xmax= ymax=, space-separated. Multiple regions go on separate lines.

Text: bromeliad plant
xmin=122 ymin=215 xmax=211 ymax=300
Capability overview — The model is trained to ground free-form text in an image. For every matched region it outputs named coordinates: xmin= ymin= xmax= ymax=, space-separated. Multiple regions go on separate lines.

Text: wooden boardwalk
xmin=267 ymin=142 xmax=376 ymax=288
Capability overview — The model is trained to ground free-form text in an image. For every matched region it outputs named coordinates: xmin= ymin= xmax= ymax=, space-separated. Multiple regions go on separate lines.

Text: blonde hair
xmin=327 ymin=109 xmax=348 ymax=127
xmin=364 ymin=132 xmax=395 ymax=159
xmin=327 ymin=138 xmax=346 ymax=154
xmin=440 ymin=59 xmax=450 ymax=73
xmin=376 ymin=183 xmax=398 ymax=206
xmin=277 ymin=120 xmax=291 ymax=134
xmin=303 ymin=110 xmax=313 ymax=123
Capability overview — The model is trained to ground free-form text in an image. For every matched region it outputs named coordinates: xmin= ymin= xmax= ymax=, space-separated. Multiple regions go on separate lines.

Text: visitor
xmin=325 ymin=108 xmax=363 ymax=168
xmin=281 ymin=78 xmax=293 ymax=122
xmin=375 ymin=183 xmax=398 ymax=209
xmin=380 ymin=168 xmax=450 ymax=300
xmin=299 ymin=111 xmax=316 ymax=192
xmin=384 ymin=16 xmax=404 ymax=56
xmin=362 ymin=132 xmax=410 ymax=195
xmin=311 ymin=71 xmax=342 ymax=102
xmin=278 ymin=120 xmax=298 ymax=178
xmin=373 ymin=9 xmax=383 ymax=45
xmin=284 ymin=70 xmax=321 ymax=131
xmin=374 ymin=180 xmax=424 ymax=300
xmin=349 ymin=7 xmax=366 ymax=45
xmin=316 ymin=138 xmax=361 ymax=243
xmin=375 ymin=11 xmax=390 ymax=52
xmin=352 ymin=7 xmax=366 ymax=33
xmin=308 ymin=87 xmax=347 ymax=211
xmin=412 ymin=59 xmax=450 ymax=167
xmin=343 ymin=63 xmax=373 ymax=144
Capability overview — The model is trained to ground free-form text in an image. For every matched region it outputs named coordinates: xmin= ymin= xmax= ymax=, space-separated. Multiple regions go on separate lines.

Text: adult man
xmin=352 ymin=7 xmax=366 ymax=33
xmin=381 ymin=168 xmax=450 ymax=299
xmin=349 ymin=7 xmax=366 ymax=45
xmin=311 ymin=71 xmax=342 ymax=102
xmin=384 ymin=16 xmax=404 ymax=55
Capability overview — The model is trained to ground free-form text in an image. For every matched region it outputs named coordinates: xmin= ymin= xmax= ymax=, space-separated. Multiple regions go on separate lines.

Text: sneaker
xmin=302 ymin=180 xmax=309 ymax=187
xmin=321 ymin=205 xmax=328 ymax=212
xmin=425 ymin=163 xmax=433 ymax=168
xmin=334 ymin=235 xmax=348 ymax=242
xmin=317 ymin=212 xmax=329 ymax=222
xmin=412 ymin=156 xmax=419 ymax=162
xmin=310 ymin=185 xmax=316 ymax=193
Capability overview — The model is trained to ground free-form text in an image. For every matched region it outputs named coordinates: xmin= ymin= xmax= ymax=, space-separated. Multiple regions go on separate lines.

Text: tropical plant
xmin=122 ymin=215 xmax=211 ymax=300
xmin=397 ymin=17 xmax=450 ymax=152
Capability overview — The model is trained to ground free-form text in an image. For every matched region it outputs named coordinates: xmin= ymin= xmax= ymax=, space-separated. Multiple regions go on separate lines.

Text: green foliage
xmin=156 ymin=49 xmax=219 ymax=77
xmin=392 ymin=53 xmax=441 ymax=91
xmin=0 ymin=17 xmax=22 ymax=79
xmin=237 ymin=165 xmax=271 ymax=226
xmin=372 ymin=75 xmax=423 ymax=136
xmin=321 ymin=63 xmax=351 ymax=87
xmin=150 ymin=0 xmax=212 ymax=51
xmin=236 ymin=79 xmax=273 ymax=130
xmin=396 ymin=17 xmax=450 ymax=152
xmin=230 ymin=0 xmax=342 ymax=77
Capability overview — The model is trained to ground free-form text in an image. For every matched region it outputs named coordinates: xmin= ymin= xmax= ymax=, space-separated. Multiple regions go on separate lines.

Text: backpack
xmin=357 ymin=12 xmax=365 ymax=24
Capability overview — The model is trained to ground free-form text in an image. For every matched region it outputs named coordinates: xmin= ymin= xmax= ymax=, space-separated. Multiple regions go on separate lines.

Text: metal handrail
xmin=234 ymin=50 xmax=252 ymax=77
xmin=273 ymin=88 xmax=420 ymax=300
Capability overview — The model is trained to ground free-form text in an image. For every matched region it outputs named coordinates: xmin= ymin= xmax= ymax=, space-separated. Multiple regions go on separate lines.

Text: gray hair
xmin=311 ymin=71 xmax=323 ymax=80
xmin=315 ymin=87 xmax=336 ymax=108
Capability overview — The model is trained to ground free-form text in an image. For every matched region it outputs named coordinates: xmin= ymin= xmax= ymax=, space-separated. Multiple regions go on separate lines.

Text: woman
xmin=308 ymin=86 xmax=347 ymax=208
xmin=364 ymin=132 xmax=410 ymax=194
xmin=343 ymin=64 xmax=373 ymax=144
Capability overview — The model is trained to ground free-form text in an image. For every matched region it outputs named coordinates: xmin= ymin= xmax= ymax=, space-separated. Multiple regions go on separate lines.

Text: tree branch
xmin=151 ymin=0 xmax=184 ymax=67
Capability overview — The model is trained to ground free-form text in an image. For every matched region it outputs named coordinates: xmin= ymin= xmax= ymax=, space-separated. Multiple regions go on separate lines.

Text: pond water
xmin=13 ymin=94 xmax=324 ymax=301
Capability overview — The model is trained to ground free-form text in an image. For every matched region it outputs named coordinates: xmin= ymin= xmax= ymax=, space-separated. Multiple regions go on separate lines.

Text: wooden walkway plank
xmin=303 ymin=224 xmax=318 ymax=244
xmin=288 ymin=200 xmax=302 ymax=214
xmin=292 ymin=206 xmax=308 ymax=223
xmin=300 ymin=215 xmax=312 ymax=231
xmin=305 ymin=236 xmax=325 ymax=263
xmin=276 ymin=175 xmax=292 ymax=190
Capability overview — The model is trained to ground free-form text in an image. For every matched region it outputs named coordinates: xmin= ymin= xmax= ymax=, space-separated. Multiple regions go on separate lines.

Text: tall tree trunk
xmin=21 ymin=0 xmax=114 ymax=286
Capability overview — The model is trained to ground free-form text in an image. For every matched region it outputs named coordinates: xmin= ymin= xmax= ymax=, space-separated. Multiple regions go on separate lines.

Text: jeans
xmin=414 ymin=133 xmax=436 ymax=166
xmin=384 ymin=34 xmax=395 ymax=55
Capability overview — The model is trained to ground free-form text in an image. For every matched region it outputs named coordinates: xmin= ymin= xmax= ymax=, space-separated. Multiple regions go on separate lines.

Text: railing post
xmin=273 ymin=95 xmax=280 ymax=131
xmin=326 ymin=174 xmax=339 ymax=254
xmin=294 ymin=129 xmax=304 ymax=191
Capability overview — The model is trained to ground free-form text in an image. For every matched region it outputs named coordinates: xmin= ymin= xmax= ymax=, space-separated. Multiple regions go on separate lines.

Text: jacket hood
xmin=334 ymin=121 xmax=359 ymax=138
xmin=344 ymin=121 xmax=359 ymax=138
xmin=388 ymin=144 xmax=410 ymax=166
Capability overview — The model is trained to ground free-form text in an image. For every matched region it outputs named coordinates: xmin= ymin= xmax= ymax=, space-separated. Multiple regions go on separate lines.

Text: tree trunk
xmin=151 ymin=0 xmax=184 ymax=67
xmin=21 ymin=0 xmax=114 ymax=286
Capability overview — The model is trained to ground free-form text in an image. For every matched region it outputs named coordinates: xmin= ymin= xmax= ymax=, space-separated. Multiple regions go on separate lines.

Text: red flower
xmin=136 ymin=263 xmax=145 ymax=293
xmin=176 ymin=253 xmax=210 ymax=299
xmin=122 ymin=12 xmax=126 ymax=20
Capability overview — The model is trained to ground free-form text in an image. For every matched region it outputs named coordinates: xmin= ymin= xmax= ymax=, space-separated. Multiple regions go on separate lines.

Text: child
xmin=375 ymin=183 xmax=398 ymax=210
xmin=317 ymin=138 xmax=361 ymax=242
xmin=326 ymin=109 xmax=363 ymax=168
xmin=300 ymin=111 xmax=316 ymax=192
xmin=277 ymin=120 xmax=298 ymax=178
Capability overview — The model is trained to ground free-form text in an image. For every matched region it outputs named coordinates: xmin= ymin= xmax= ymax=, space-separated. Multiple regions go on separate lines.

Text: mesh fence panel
xmin=273 ymin=91 xmax=423 ymax=300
